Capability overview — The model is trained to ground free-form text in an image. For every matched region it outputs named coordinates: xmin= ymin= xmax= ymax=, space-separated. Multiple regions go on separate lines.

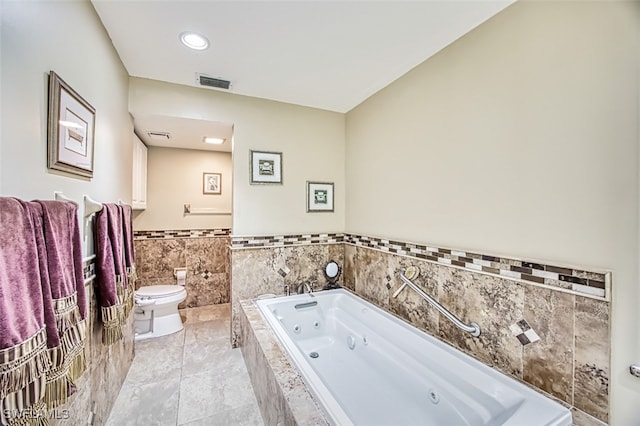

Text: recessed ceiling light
xmin=203 ymin=137 xmax=225 ymax=145
xmin=180 ymin=31 xmax=209 ymax=51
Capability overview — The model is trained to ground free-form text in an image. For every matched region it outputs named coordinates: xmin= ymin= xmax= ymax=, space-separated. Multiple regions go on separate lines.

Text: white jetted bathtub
xmin=256 ymin=289 xmax=572 ymax=426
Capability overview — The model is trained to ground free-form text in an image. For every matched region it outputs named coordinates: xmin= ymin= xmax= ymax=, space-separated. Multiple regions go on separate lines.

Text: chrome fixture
xmin=283 ymin=285 xmax=290 ymax=296
xmin=392 ymin=265 xmax=420 ymax=298
xmin=395 ymin=269 xmax=481 ymax=337
xmin=630 ymin=364 xmax=640 ymax=378
xmin=297 ymin=282 xmax=314 ymax=294
xmin=294 ymin=301 xmax=318 ymax=310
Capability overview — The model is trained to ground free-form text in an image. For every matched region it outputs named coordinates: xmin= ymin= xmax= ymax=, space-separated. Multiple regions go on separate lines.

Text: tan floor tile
xmin=107 ymin=305 xmax=262 ymax=426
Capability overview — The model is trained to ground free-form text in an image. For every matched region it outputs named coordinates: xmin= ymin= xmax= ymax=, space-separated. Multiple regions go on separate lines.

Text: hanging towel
xmin=34 ymin=200 xmax=87 ymax=409
xmin=121 ymin=204 xmax=135 ymax=279
xmin=120 ymin=204 xmax=135 ymax=318
xmin=0 ymin=198 xmax=52 ymax=426
xmin=94 ymin=204 xmax=129 ymax=345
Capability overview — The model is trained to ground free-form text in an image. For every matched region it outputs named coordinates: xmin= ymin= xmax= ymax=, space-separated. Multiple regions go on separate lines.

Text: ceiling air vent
xmin=147 ymin=131 xmax=171 ymax=140
xmin=197 ymin=74 xmax=231 ymax=90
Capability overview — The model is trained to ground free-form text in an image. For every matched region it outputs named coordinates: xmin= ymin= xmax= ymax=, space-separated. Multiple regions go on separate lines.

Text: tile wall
xmin=51 ymin=257 xmax=135 ymax=425
xmin=230 ymin=234 xmax=344 ymax=347
xmin=134 ymin=229 xmax=231 ymax=308
xmin=232 ymin=233 xmax=610 ymax=423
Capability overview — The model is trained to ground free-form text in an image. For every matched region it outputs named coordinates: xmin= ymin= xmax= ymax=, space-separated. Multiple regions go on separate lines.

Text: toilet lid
xmin=136 ymin=285 xmax=185 ymax=299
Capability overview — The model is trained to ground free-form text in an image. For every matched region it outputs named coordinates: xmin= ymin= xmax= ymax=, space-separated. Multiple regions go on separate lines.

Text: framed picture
xmin=47 ymin=71 xmax=96 ymax=178
xmin=307 ymin=181 xmax=334 ymax=212
xmin=203 ymin=172 xmax=222 ymax=194
xmin=250 ymin=150 xmax=282 ymax=184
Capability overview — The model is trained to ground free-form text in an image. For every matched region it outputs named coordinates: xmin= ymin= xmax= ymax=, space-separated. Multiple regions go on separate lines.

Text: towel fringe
xmin=127 ymin=265 xmax=138 ymax=317
xmin=0 ymin=330 xmax=50 ymax=401
xmin=126 ymin=266 xmax=138 ymax=284
xmin=101 ymin=305 xmax=124 ymax=345
xmin=43 ymin=340 xmax=85 ymax=409
xmin=101 ymin=325 xmax=123 ymax=346
xmin=43 ymin=297 xmax=88 ymax=409
xmin=52 ymin=297 xmax=83 ymax=337
xmin=122 ymin=285 xmax=134 ymax=321
xmin=113 ymin=279 xmax=135 ymax=323
xmin=43 ymin=372 xmax=67 ymax=409
xmin=67 ymin=346 xmax=86 ymax=383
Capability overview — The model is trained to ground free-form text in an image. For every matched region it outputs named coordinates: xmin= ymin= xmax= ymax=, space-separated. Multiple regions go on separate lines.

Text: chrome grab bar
xmin=397 ymin=272 xmax=481 ymax=337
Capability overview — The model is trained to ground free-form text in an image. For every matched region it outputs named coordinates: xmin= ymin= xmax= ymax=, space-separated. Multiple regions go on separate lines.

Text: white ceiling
xmin=134 ymin=115 xmax=233 ymax=152
xmin=92 ymin=0 xmax=514 ymax=148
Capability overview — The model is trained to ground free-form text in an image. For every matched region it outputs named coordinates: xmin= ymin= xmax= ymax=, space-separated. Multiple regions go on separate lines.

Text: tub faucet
xmin=283 ymin=285 xmax=290 ymax=296
xmin=297 ymin=282 xmax=314 ymax=294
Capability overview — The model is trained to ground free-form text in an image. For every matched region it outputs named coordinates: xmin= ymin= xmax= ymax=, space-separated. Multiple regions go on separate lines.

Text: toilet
xmin=134 ymin=284 xmax=187 ymax=341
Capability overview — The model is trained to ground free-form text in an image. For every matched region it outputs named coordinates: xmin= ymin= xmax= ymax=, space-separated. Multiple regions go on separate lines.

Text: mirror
xmin=326 ymin=261 xmax=339 ymax=279
xmin=323 ymin=260 xmax=341 ymax=289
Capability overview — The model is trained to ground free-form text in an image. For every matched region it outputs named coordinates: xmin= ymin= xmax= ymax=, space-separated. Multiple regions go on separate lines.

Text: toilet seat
xmin=136 ymin=285 xmax=185 ymax=300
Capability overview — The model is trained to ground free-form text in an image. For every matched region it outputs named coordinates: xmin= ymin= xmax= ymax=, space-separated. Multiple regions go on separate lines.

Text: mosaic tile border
xmin=231 ymin=233 xmax=344 ymax=249
xmin=82 ymin=255 xmax=95 ymax=283
xmin=134 ymin=228 xmax=231 ymax=240
xmin=229 ymin=231 xmax=610 ymax=300
xmin=345 ymin=234 xmax=610 ymax=300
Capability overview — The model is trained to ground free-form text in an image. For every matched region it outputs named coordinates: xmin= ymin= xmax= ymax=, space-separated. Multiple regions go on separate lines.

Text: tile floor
xmin=106 ymin=304 xmax=264 ymax=426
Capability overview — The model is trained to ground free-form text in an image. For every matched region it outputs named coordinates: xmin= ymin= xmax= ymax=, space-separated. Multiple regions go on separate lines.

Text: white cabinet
xmin=132 ymin=134 xmax=147 ymax=210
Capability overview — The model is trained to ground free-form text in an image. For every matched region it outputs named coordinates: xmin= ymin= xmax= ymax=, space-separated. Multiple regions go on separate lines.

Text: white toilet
xmin=134 ymin=284 xmax=187 ymax=341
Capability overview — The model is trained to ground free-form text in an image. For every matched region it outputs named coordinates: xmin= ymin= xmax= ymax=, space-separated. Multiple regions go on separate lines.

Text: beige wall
xmin=134 ymin=146 xmax=232 ymax=230
xmin=345 ymin=1 xmax=640 ymax=423
xmin=0 ymin=1 xmax=133 ymax=223
xmin=128 ymin=78 xmax=346 ymax=236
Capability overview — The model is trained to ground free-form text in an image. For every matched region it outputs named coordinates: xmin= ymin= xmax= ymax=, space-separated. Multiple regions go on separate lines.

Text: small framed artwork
xmin=307 ymin=181 xmax=334 ymax=212
xmin=250 ymin=150 xmax=282 ymax=184
xmin=47 ymin=71 xmax=96 ymax=178
xmin=203 ymin=172 xmax=222 ymax=194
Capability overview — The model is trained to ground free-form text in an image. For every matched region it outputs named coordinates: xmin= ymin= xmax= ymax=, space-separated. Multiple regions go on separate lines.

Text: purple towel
xmin=0 ymin=198 xmax=52 ymax=425
xmin=119 ymin=204 xmax=136 ymax=316
xmin=95 ymin=204 xmax=126 ymax=302
xmin=23 ymin=202 xmax=59 ymax=351
xmin=36 ymin=201 xmax=87 ymax=319
xmin=94 ymin=203 xmax=132 ymax=344
xmin=0 ymin=199 xmax=47 ymax=348
xmin=121 ymin=204 xmax=135 ymax=274
xmin=34 ymin=200 xmax=88 ymax=408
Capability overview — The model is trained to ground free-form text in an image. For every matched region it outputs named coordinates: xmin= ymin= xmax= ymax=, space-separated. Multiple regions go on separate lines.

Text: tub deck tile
xmin=239 ymin=299 xmax=328 ymax=426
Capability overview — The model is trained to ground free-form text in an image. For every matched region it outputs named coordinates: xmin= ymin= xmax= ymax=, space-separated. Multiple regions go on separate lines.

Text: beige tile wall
xmin=345 ymin=244 xmax=610 ymax=423
xmin=51 ymin=263 xmax=135 ymax=425
xmin=134 ymin=235 xmax=231 ymax=308
xmin=232 ymin=235 xmax=610 ymax=423
xmin=230 ymin=243 xmax=344 ymax=347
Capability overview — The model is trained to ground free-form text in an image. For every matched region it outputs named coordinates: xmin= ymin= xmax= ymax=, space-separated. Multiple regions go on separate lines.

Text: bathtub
xmin=256 ymin=289 xmax=572 ymax=426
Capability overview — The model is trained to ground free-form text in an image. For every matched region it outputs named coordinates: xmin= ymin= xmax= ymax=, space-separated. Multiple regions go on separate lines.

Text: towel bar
xmin=183 ymin=204 xmax=231 ymax=215
xmin=54 ymin=191 xmax=77 ymax=205
xmin=83 ymin=195 xmax=103 ymax=217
